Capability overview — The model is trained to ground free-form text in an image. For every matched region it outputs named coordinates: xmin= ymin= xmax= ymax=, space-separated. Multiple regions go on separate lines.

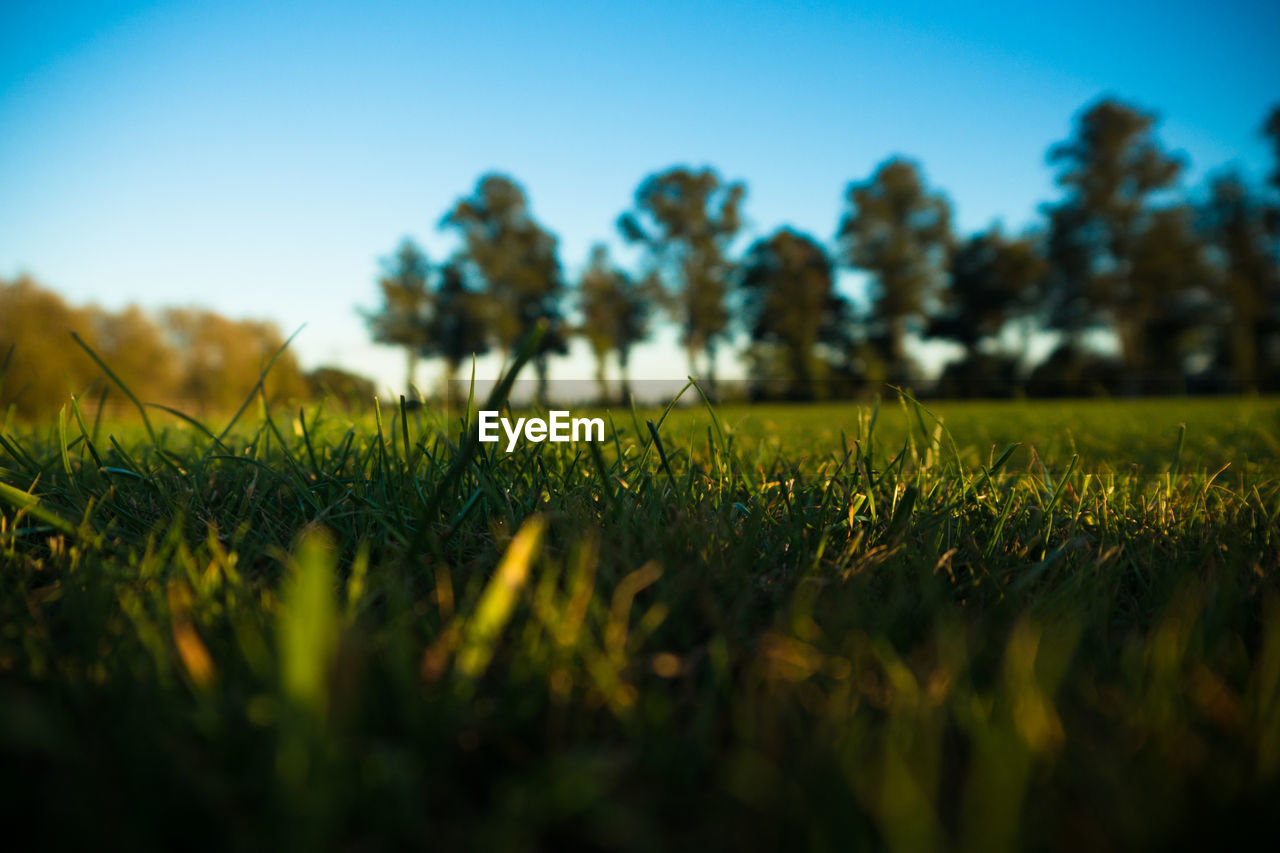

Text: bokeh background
xmin=2 ymin=0 xmax=1278 ymax=414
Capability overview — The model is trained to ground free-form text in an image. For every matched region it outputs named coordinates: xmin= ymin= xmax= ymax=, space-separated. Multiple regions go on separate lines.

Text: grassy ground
xmin=2 ymin=370 xmax=1279 ymax=850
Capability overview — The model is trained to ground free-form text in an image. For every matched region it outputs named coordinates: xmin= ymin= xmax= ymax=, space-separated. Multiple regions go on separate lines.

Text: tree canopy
xmin=618 ymin=166 xmax=746 ymax=388
xmin=362 ymin=239 xmax=433 ymax=397
xmin=739 ymin=228 xmax=848 ymax=399
xmin=0 ymin=275 xmax=315 ymax=420
xmin=577 ymin=244 xmax=659 ymax=403
xmin=443 ymin=174 xmax=567 ymax=400
xmin=1042 ymin=98 xmax=1184 ymax=382
xmin=837 ymin=158 xmax=953 ymax=378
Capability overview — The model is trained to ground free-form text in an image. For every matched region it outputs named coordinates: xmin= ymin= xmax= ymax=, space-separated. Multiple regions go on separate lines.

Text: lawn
xmin=1 ymin=378 xmax=1278 ymax=850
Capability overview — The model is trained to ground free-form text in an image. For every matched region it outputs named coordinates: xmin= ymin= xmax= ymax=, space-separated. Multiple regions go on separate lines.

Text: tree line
xmin=368 ymin=97 xmax=1280 ymax=401
xmin=0 ymin=276 xmax=376 ymax=421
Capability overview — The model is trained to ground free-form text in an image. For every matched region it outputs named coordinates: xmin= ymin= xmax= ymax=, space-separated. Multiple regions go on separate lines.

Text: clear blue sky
xmin=2 ymin=0 xmax=1277 ymax=391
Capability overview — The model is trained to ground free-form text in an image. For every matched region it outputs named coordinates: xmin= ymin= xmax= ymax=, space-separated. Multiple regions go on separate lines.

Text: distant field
xmin=676 ymin=395 xmax=1280 ymax=469
xmin=2 ymin=387 xmax=1278 ymax=850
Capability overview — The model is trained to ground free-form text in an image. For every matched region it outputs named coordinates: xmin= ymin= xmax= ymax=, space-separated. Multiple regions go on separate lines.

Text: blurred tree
xmin=2 ymin=276 xmax=311 ymax=420
xmin=836 ymin=158 xmax=952 ymax=384
xmin=1042 ymin=99 xmax=1184 ymax=387
xmin=443 ymin=174 xmax=567 ymax=402
xmin=577 ymin=244 xmax=658 ymax=403
xmin=162 ymin=309 xmax=307 ymax=414
xmin=87 ymin=304 xmax=179 ymax=404
xmin=927 ymin=228 xmax=1045 ymax=396
xmin=0 ymin=275 xmax=96 ymax=419
xmin=929 ymin=228 xmax=1045 ymax=360
xmin=430 ymin=258 xmax=491 ymax=390
xmin=1200 ymin=173 xmax=1280 ymax=391
xmin=362 ymin=239 xmax=433 ymax=399
xmin=618 ymin=166 xmax=745 ymax=391
xmin=1126 ymin=205 xmax=1213 ymax=391
xmin=306 ymin=366 xmax=377 ymax=410
xmin=1040 ymin=203 xmax=1098 ymax=344
xmin=738 ymin=228 xmax=848 ymax=400
xmin=1025 ymin=344 xmax=1125 ymax=398
xmin=1266 ymin=105 xmax=1280 ymax=192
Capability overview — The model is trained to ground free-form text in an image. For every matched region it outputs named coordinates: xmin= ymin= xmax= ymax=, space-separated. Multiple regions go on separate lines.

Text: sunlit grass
xmin=1 ymin=354 xmax=1278 ymax=849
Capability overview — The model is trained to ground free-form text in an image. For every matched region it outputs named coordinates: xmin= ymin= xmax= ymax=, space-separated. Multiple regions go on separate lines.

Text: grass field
xmin=2 ymin=367 xmax=1279 ymax=850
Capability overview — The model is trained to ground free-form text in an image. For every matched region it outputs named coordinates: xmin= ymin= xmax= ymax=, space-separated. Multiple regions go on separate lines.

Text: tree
xmin=1125 ymin=205 xmax=1213 ymax=391
xmin=738 ymin=228 xmax=848 ymax=400
xmin=929 ymin=228 xmax=1045 ymax=357
xmin=1040 ymin=202 xmax=1098 ymax=344
xmin=836 ymin=158 xmax=952 ymax=383
xmin=577 ymin=244 xmax=658 ymax=403
xmin=0 ymin=275 xmax=96 ymax=419
xmin=307 ymin=366 xmax=377 ymax=410
xmin=442 ymin=174 xmax=566 ymax=402
xmin=430 ymin=258 xmax=491 ymax=390
xmin=1200 ymin=173 xmax=1280 ymax=391
xmin=927 ymin=228 xmax=1045 ymax=396
xmin=618 ymin=166 xmax=745 ymax=390
xmin=1042 ymin=98 xmax=1184 ymax=385
xmin=0 ymin=275 xmax=311 ymax=421
xmin=87 ymin=303 xmax=179 ymax=404
xmin=162 ymin=309 xmax=307 ymax=414
xmin=363 ymin=239 xmax=433 ymax=398
xmin=1265 ymin=105 xmax=1280 ymax=193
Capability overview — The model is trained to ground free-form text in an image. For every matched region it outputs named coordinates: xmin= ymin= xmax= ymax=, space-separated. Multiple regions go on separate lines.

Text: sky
xmin=2 ymin=0 xmax=1277 ymax=393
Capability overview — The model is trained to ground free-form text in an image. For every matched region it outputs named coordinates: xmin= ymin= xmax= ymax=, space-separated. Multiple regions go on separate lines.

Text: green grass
xmin=2 ymin=374 xmax=1279 ymax=850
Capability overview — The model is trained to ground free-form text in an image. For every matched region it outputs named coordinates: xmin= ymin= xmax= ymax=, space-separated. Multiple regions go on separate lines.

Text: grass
xmin=1 ymin=359 xmax=1279 ymax=850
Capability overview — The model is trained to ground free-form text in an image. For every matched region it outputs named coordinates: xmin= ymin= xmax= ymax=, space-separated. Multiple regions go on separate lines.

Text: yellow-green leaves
xmin=168 ymin=580 xmax=215 ymax=690
xmin=455 ymin=515 xmax=546 ymax=681
xmin=279 ymin=526 xmax=340 ymax=718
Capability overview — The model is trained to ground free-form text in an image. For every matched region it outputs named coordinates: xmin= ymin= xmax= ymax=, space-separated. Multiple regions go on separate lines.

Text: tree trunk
xmin=1116 ymin=316 xmax=1147 ymax=396
xmin=405 ymin=348 xmax=419 ymax=401
xmin=686 ymin=340 xmax=700 ymax=380
xmin=887 ymin=316 xmax=908 ymax=385
xmin=963 ymin=340 xmax=983 ymax=398
xmin=790 ymin=343 xmax=814 ymax=400
xmin=444 ymin=358 xmax=460 ymax=404
xmin=534 ymin=355 xmax=550 ymax=408
xmin=619 ymin=351 xmax=633 ymax=406
xmin=594 ymin=353 xmax=609 ymax=405
xmin=1233 ymin=317 xmax=1258 ymax=393
xmin=705 ymin=341 xmax=719 ymax=400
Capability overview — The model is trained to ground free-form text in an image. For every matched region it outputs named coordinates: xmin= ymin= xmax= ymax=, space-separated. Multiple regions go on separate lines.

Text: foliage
xmin=837 ymin=158 xmax=953 ymax=379
xmin=1124 ymin=205 xmax=1213 ymax=389
xmin=1041 ymin=98 xmax=1186 ymax=385
xmin=1265 ymin=106 xmax=1280 ymax=193
xmin=1200 ymin=173 xmax=1280 ymax=391
xmin=306 ymin=366 xmax=377 ymax=410
xmin=1 ymin=276 xmax=318 ymax=421
xmin=88 ymin=304 xmax=181 ymax=403
xmin=160 ymin=307 xmax=309 ymax=412
xmin=431 ymin=259 xmax=491 ymax=388
xmin=361 ymin=239 xmax=433 ymax=397
xmin=577 ymin=244 xmax=659 ymax=402
xmin=353 ymin=99 xmax=1280 ymax=403
xmin=618 ymin=166 xmax=746 ymax=386
xmin=442 ymin=174 xmax=567 ymax=400
xmin=738 ymin=228 xmax=850 ymax=399
xmin=0 ymin=275 xmax=96 ymax=418
xmin=927 ymin=228 xmax=1044 ymax=357
xmin=1024 ymin=344 xmax=1125 ymax=398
